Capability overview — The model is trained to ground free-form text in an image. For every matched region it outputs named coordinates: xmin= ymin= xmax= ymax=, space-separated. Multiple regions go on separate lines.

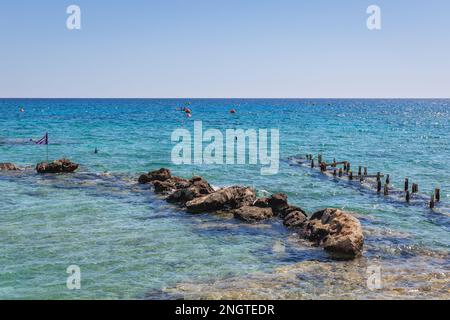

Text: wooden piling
xmin=333 ymin=169 xmax=337 ymax=176
xmin=318 ymin=154 xmax=322 ymax=164
xmin=384 ymin=183 xmax=389 ymax=196
xmin=332 ymin=158 xmax=336 ymax=167
xmin=364 ymin=167 xmax=368 ymax=176
xmin=430 ymin=194 xmax=435 ymax=209
xmin=386 ymin=174 xmax=390 ymax=185
xmin=358 ymin=166 xmax=362 ymax=176
xmin=376 ymin=172 xmax=381 ymax=182
xmin=349 ymin=171 xmax=353 ymax=180
xmin=338 ymin=168 xmax=343 ymax=177
xmin=377 ymin=180 xmax=382 ymax=193
xmin=346 ymin=162 xmax=351 ymax=173
xmin=435 ymin=188 xmax=440 ymax=202
xmin=404 ymin=178 xmax=409 ymax=192
xmin=406 ymin=191 xmax=410 ymax=203
xmin=311 ymin=159 xmax=314 ymax=168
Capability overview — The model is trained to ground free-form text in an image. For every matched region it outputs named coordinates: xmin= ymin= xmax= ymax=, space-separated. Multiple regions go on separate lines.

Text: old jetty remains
xmin=290 ymin=154 xmax=443 ymax=210
xmin=139 ymin=168 xmax=364 ymax=260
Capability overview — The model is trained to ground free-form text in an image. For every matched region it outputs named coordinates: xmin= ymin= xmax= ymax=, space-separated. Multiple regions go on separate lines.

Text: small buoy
xmin=230 ymin=108 xmax=236 ymax=114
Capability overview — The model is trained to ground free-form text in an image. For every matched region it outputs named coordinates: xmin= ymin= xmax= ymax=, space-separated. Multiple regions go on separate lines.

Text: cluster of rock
xmin=0 ymin=163 xmax=20 ymax=171
xmin=139 ymin=168 xmax=364 ymax=260
xmin=36 ymin=159 xmax=79 ymax=174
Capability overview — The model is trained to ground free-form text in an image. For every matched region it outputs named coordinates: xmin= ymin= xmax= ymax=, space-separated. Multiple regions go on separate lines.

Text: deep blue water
xmin=0 ymin=99 xmax=449 ymax=299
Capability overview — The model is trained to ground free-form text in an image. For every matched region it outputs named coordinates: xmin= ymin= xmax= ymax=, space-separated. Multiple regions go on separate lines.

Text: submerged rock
xmin=0 ymin=163 xmax=20 ymax=171
xmin=303 ymin=208 xmax=364 ymax=260
xmin=36 ymin=159 xmax=78 ymax=174
xmin=186 ymin=186 xmax=256 ymax=213
xmin=138 ymin=168 xmax=171 ymax=184
xmin=233 ymin=205 xmax=274 ymax=222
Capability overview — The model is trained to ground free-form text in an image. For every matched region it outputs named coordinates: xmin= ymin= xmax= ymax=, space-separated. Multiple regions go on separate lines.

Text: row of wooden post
xmin=310 ymin=153 xmax=441 ymax=209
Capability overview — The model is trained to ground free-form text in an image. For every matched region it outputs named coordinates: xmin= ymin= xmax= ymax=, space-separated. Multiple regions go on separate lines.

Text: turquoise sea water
xmin=0 ymin=99 xmax=449 ymax=299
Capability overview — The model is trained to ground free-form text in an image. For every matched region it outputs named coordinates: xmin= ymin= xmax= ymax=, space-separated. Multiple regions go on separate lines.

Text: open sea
xmin=0 ymin=99 xmax=449 ymax=299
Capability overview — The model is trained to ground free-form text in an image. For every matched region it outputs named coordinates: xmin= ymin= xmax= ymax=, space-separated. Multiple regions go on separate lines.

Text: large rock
xmin=138 ymin=168 xmax=171 ymax=184
xmin=186 ymin=186 xmax=256 ymax=213
xmin=233 ymin=205 xmax=274 ymax=222
xmin=283 ymin=210 xmax=308 ymax=228
xmin=0 ymin=163 xmax=20 ymax=171
xmin=303 ymin=208 xmax=364 ymax=260
xmin=166 ymin=176 xmax=215 ymax=204
xmin=267 ymin=193 xmax=306 ymax=219
xmin=36 ymin=159 xmax=78 ymax=173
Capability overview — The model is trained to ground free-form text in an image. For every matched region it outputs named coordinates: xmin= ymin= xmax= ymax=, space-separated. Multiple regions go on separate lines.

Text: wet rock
xmin=166 ymin=176 xmax=215 ymax=204
xmin=138 ymin=168 xmax=171 ymax=184
xmin=186 ymin=186 xmax=256 ymax=213
xmin=253 ymin=198 xmax=270 ymax=208
xmin=233 ymin=206 xmax=274 ymax=222
xmin=268 ymin=193 xmax=288 ymax=210
xmin=303 ymin=208 xmax=364 ymax=260
xmin=283 ymin=210 xmax=307 ymax=228
xmin=0 ymin=163 xmax=20 ymax=171
xmin=36 ymin=159 xmax=79 ymax=173
xmin=153 ymin=180 xmax=176 ymax=194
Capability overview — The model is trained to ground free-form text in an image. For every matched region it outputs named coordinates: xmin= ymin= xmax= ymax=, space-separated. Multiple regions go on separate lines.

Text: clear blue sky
xmin=0 ymin=0 xmax=449 ymax=98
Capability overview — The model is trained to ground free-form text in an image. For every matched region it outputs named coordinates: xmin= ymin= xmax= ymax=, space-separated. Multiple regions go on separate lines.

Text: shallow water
xmin=0 ymin=99 xmax=449 ymax=299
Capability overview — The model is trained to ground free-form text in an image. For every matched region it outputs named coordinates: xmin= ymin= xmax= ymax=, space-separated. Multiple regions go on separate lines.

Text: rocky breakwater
xmin=0 ymin=163 xmax=20 ymax=171
xmin=139 ymin=168 xmax=364 ymax=260
xmin=36 ymin=159 xmax=79 ymax=173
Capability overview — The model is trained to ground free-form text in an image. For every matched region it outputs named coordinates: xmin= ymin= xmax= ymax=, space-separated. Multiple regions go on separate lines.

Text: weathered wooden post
xmin=343 ymin=162 xmax=347 ymax=171
xmin=311 ymin=159 xmax=314 ymax=168
xmin=404 ymin=178 xmax=409 ymax=192
xmin=318 ymin=154 xmax=322 ymax=164
xmin=384 ymin=183 xmax=389 ymax=196
xmin=406 ymin=191 xmax=410 ymax=203
xmin=333 ymin=169 xmax=337 ymax=176
xmin=376 ymin=172 xmax=381 ymax=182
xmin=364 ymin=167 xmax=368 ymax=176
xmin=346 ymin=162 xmax=351 ymax=173
xmin=435 ymin=188 xmax=440 ymax=202
xmin=338 ymin=168 xmax=343 ymax=177
xmin=412 ymin=183 xmax=419 ymax=193
xmin=332 ymin=158 xmax=336 ymax=167
xmin=358 ymin=166 xmax=362 ymax=176
xmin=349 ymin=171 xmax=353 ymax=180
xmin=386 ymin=174 xmax=390 ymax=185
xmin=430 ymin=194 xmax=435 ymax=209
xmin=377 ymin=180 xmax=382 ymax=193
